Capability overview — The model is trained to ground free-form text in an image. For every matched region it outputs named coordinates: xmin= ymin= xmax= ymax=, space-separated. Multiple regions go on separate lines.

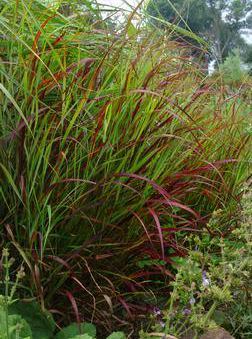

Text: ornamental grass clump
xmin=0 ymin=0 xmax=252 ymax=335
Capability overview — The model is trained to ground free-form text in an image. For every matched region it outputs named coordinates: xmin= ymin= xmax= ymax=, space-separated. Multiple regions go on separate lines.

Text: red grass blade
xmin=92 ymin=101 xmax=112 ymax=149
xmin=30 ymin=231 xmax=43 ymax=259
xmin=113 ymin=173 xmax=171 ymax=200
xmin=32 ymin=16 xmax=56 ymax=52
xmin=117 ymin=296 xmax=134 ymax=319
xmin=65 ymin=291 xmax=81 ymax=331
xmin=19 ymin=174 xmax=26 ymax=205
xmin=148 ymin=198 xmax=199 ymax=219
xmin=148 ymin=207 xmax=165 ymax=260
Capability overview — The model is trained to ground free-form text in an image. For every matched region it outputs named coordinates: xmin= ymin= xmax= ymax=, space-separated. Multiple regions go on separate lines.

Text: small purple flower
xmin=189 ymin=296 xmax=196 ymax=305
xmin=153 ymin=307 xmax=161 ymax=317
xmin=202 ymin=270 xmax=210 ymax=287
xmin=182 ymin=308 xmax=191 ymax=315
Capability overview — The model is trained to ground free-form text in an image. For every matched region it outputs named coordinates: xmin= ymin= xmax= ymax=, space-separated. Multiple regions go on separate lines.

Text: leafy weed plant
xmin=143 ymin=183 xmax=252 ymax=338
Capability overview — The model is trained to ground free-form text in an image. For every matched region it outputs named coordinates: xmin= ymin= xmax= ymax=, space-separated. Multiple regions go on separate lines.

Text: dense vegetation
xmin=1 ymin=0 xmax=252 ymax=338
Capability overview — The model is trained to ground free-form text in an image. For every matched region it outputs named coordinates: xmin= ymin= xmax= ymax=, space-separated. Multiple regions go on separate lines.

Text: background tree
xmin=146 ymin=0 xmax=252 ymax=64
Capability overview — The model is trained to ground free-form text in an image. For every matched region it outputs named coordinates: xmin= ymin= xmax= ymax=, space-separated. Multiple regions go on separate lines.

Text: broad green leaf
xmin=71 ymin=335 xmax=94 ymax=339
xmin=106 ymin=332 xmax=126 ymax=339
xmin=0 ymin=305 xmax=33 ymax=339
xmin=55 ymin=323 xmax=96 ymax=339
xmin=9 ymin=301 xmax=55 ymax=339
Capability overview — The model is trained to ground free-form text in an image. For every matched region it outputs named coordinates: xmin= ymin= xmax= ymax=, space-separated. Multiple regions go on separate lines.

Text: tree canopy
xmin=146 ymin=0 xmax=252 ymax=63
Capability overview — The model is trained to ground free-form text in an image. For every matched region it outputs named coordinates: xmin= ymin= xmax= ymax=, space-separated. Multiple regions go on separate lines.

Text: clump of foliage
xmin=1 ymin=301 xmax=125 ymax=339
xmin=142 ymin=183 xmax=252 ymax=338
xmin=0 ymin=248 xmax=125 ymax=339
xmin=218 ymin=49 xmax=250 ymax=89
xmin=0 ymin=0 xmax=252 ymax=336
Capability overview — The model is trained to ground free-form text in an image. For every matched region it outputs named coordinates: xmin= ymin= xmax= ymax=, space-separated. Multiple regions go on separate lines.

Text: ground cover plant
xmin=0 ymin=0 xmax=252 ymax=337
xmin=141 ymin=183 xmax=252 ymax=339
